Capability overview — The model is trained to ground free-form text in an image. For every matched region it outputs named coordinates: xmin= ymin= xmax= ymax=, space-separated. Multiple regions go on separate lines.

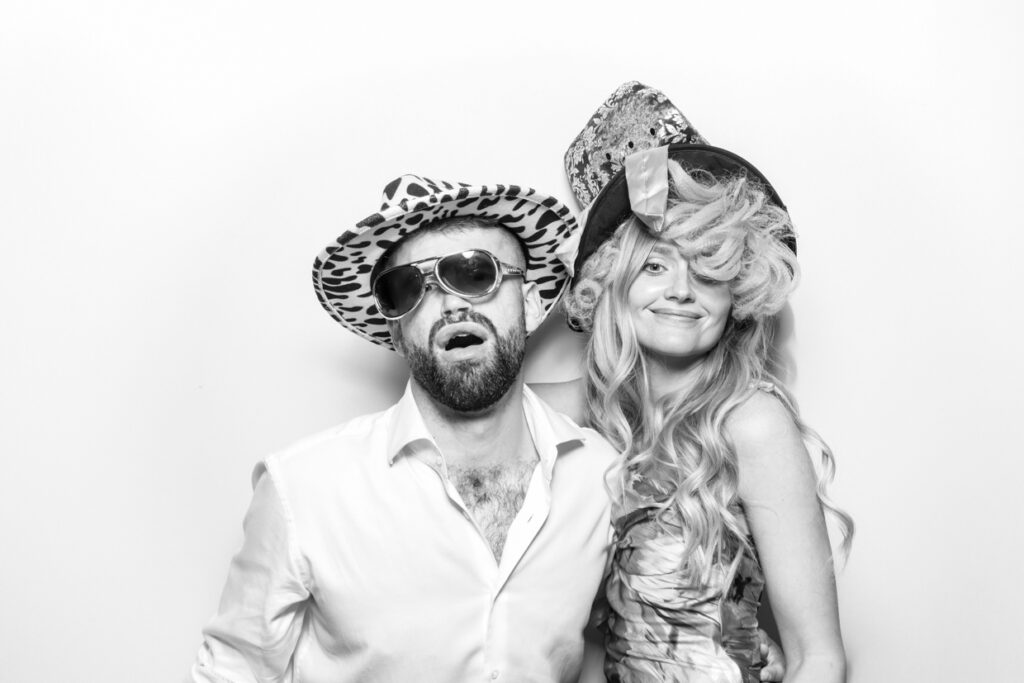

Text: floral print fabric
xmin=604 ymin=481 xmax=765 ymax=682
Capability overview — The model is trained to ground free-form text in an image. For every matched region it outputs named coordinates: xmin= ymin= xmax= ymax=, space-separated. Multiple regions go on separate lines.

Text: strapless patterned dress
xmin=604 ymin=477 xmax=765 ymax=683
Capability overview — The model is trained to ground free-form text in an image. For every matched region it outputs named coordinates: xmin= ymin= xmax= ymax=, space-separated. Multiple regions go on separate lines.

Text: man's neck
xmin=410 ymin=379 xmax=532 ymax=468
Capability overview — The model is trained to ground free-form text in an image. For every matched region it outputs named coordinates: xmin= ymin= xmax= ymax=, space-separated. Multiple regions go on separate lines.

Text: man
xmin=189 ymin=175 xmax=617 ymax=682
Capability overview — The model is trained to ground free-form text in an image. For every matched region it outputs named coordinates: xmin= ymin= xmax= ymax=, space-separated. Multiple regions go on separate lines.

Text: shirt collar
xmin=386 ymin=382 xmax=440 ymax=466
xmin=521 ymin=384 xmax=587 ymax=482
xmin=385 ymin=381 xmax=589 ymax=475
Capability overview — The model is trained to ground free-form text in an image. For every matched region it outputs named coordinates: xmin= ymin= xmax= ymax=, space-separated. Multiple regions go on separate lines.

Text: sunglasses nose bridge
xmin=410 ymin=264 xmax=472 ymax=316
xmin=433 ymin=274 xmax=476 ymax=316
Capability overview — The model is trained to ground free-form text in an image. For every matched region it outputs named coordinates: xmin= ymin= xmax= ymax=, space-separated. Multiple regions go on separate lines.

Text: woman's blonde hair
xmin=564 ymin=161 xmax=853 ymax=579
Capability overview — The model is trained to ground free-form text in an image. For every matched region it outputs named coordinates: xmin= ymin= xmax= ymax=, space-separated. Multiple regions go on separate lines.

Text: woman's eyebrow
xmin=650 ymin=243 xmax=686 ymax=259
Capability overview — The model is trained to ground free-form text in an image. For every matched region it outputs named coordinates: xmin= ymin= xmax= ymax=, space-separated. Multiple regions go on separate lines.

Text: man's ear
xmin=521 ymin=281 xmax=543 ymax=335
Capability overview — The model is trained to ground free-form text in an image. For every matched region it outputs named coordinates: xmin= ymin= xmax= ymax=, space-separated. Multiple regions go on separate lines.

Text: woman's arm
xmin=729 ymin=392 xmax=847 ymax=683
xmin=529 ymin=378 xmax=586 ymax=424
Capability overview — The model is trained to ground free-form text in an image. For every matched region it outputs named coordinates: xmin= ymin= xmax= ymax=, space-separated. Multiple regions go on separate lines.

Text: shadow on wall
xmin=769 ymin=303 xmax=796 ymax=388
xmin=524 ymin=300 xmax=587 ymax=383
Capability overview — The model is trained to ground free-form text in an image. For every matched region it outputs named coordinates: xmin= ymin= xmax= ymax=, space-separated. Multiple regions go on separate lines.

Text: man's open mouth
xmin=435 ymin=322 xmax=490 ymax=352
xmin=444 ymin=333 xmax=485 ymax=350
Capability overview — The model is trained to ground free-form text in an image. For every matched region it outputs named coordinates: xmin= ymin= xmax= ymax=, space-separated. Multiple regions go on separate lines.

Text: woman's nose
xmin=665 ymin=264 xmax=694 ymax=301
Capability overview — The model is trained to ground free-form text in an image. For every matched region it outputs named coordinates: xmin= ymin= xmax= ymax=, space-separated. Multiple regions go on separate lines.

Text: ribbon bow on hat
xmin=623 ymin=144 xmax=671 ymax=233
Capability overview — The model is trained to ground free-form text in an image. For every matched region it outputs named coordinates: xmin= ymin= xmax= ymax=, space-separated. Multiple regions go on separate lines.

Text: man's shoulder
xmin=563 ymin=421 xmax=618 ymax=470
xmin=261 ymin=404 xmax=396 ymax=481
xmin=527 ymin=388 xmax=617 ymax=465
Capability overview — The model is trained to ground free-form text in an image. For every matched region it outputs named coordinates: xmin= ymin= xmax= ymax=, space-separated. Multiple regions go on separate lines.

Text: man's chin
xmin=406 ymin=324 xmax=525 ymax=414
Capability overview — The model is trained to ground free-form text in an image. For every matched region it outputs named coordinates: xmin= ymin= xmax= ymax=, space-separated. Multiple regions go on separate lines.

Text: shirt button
xmin=490 ymin=671 xmax=500 ymax=679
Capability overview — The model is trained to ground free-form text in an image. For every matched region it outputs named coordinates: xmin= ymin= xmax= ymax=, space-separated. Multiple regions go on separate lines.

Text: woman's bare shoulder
xmin=725 ymin=388 xmax=807 ymax=470
xmin=726 ymin=388 xmax=816 ymax=501
xmin=529 ymin=378 xmax=586 ymax=424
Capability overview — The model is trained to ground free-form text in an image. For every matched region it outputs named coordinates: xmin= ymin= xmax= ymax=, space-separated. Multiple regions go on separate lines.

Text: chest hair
xmin=447 ymin=459 xmax=537 ymax=564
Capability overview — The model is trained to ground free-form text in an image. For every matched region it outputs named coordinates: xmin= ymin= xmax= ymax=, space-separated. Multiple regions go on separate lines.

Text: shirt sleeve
xmin=189 ymin=463 xmax=311 ymax=683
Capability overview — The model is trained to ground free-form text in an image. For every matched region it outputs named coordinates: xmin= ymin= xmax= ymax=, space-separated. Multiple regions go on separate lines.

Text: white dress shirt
xmin=189 ymin=383 xmax=615 ymax=683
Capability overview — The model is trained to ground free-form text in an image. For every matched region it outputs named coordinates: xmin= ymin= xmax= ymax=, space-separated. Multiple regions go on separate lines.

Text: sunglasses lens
xmin=438 ymin=251 xmax=498 ymax=297
xmin=373 ymin=266 xmax=424 ymax=318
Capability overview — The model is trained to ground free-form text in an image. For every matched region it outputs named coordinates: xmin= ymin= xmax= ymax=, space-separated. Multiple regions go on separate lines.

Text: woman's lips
xmin=649 ymin=308 xmax=702 ymax=321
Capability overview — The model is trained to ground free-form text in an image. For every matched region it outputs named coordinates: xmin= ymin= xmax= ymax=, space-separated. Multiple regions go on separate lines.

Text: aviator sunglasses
xmin=372 ymin=249 xmax=526 ymax=320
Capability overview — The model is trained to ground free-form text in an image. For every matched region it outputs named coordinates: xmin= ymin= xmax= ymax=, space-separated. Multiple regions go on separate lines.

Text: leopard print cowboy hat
xmin=313 ymin=174 xmax=578 ymax=350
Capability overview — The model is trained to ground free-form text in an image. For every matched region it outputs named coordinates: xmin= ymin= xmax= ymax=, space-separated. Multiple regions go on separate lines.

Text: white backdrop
xmin=2 ymin=1 xmax=1022 ymax=681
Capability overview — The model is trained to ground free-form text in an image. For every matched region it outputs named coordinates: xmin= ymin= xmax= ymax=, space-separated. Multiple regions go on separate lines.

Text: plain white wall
xmin=2 ymin=1 xmax=1022 ymax=681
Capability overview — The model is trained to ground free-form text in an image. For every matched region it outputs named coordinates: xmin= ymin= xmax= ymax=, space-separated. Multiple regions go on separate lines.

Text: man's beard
xmin=400 ymin=311 xmax=526 ymax=413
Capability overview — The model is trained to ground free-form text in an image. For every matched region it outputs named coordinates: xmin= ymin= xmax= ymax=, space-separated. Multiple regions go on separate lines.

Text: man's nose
xmin=440 ymin=288 xmax=473 ymax=316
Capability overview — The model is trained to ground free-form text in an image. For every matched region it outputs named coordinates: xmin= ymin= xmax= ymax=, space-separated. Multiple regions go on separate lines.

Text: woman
xmin=536 ymin=83 xmax=853 ymax=682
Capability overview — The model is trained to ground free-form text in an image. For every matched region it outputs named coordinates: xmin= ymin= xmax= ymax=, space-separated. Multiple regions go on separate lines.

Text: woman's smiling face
xmin=626 ymin=240 xmax=733 ymax=367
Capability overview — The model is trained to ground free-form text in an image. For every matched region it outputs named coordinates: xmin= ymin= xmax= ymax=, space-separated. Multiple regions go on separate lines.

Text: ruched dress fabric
xmin=604 ymin=474 xmax=765 ymax=683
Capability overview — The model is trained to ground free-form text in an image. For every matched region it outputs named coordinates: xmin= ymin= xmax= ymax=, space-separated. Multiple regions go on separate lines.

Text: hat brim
xmin=573 ymin=143 xmax=793 ymax=275
xmin=314 ymin=185 xmax=577 ymax=350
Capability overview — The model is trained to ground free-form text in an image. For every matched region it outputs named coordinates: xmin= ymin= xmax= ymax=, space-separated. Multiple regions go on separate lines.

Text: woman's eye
xmin=642 ymin=261 xmax=667 ymax=273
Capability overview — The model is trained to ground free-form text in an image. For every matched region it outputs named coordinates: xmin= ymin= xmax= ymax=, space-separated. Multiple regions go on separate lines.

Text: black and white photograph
xmin=2 ymin=2 xmax=1021 ymax=681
